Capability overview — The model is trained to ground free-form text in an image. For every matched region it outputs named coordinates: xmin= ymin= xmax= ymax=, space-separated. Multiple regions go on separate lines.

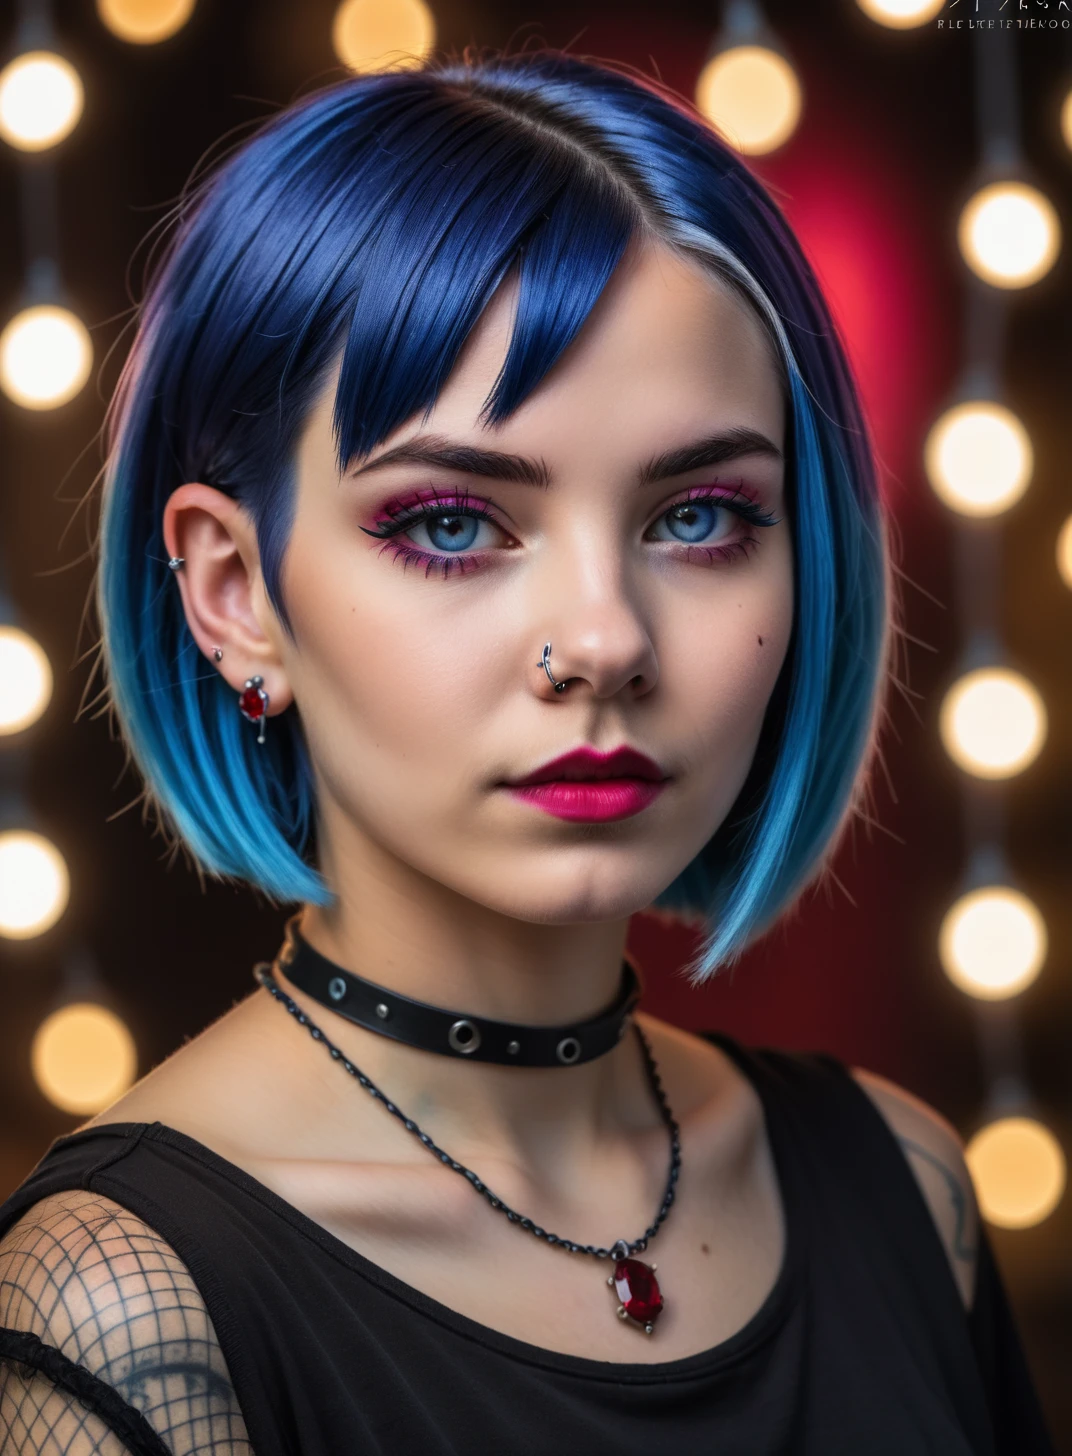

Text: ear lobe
xmin=162 ymin=482 xmax=295 ymax=713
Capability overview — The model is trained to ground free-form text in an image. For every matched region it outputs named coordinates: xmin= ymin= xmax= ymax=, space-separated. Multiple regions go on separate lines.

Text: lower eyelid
xmin=374 ymin=537 xmax=488 ymax=578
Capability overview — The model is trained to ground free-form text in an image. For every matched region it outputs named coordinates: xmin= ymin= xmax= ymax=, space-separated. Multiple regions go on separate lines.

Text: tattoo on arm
xmin=0 ymin=1192 xmax=251 ymax=1455
xmin=897 ymin=1135 xmax=977 ymax=1264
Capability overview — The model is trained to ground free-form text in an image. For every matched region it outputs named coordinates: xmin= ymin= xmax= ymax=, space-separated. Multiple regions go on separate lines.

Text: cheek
xmin=671 ymin=547 xmax=793 ymax=805
xmin=280 ymin=527 xmax=501 ymax=800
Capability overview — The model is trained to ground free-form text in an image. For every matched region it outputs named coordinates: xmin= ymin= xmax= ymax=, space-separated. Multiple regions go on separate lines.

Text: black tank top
xmin=0 ymin=1033 xmax=1055 ymax=1455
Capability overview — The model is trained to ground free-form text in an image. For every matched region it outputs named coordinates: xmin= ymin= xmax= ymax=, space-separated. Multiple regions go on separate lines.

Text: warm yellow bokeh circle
xmin=939 ymin=668 xmax=1046 ymax=780
xmin=855 ymin=0 xmax=944 ymax=27
xmin=31 ymin=1003 xmax=137 ymax=1114
xmin=0 ymin=51 xmax=84 ymax=152
xmin=1057 ymin=515 xmax=1072 ymax=591
xmin=97 ymin=0 xmax=197 ymax=44
xmin=0 ymin=305 xmax=93 ymax=410
xmin=938 ymin=886 xmax=1047 ymax=1000
xmin=332 ymin=0 xmax=435 ymax=74
xmin=967 ymin=1117 xmax=1066 ymax=1229
xmin=0 ymin=626 xmax=52 ymax=734
xmin=0 ymin=830 xmax=69 ymax=938
xmin=957 ymin=182 xmax=1061 ymax=289
xmin=923 ymin=401 xmax=1032 ymax=517
xmin=695 ymin=46 xmax=802 ymax=156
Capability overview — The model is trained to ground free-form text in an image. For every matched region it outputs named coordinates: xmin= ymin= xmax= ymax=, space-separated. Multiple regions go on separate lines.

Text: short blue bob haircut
xmin=97 ymin=51 xmax=888 ymax=978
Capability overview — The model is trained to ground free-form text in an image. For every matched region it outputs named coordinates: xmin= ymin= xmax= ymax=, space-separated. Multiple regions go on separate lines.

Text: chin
xmin=460 ymin=859 xmax=679 ymax=926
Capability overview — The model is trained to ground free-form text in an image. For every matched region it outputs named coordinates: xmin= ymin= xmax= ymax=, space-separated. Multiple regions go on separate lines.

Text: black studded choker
xmin=273 ymin=915 xmax=641 ymax=1067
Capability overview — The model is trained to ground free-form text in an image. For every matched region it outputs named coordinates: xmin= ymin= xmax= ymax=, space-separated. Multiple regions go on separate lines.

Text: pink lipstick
xmin=502 ymin=746 xmax=670 ymax=823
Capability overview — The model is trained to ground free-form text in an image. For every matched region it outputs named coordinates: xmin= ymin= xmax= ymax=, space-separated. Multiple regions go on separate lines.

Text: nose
xmin=530 ymin=559 xmax=659 ymax=703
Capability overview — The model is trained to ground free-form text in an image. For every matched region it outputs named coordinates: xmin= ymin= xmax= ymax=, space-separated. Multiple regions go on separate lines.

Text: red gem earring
xmin=239 ymin=675 xmax=269 ymax=744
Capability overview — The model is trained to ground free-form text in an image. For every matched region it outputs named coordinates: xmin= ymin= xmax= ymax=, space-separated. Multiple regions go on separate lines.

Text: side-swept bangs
xmin=98 ymin=52 xmax=887 ymax=977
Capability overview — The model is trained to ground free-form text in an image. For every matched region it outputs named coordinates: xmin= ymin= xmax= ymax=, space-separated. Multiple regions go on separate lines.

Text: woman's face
xmin=266 ymin=240 xmax=792 ymax=923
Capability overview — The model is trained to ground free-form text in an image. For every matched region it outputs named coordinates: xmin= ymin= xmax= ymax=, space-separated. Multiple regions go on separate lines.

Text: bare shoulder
xmin=634 ymin=1012 xmax=769 ymax=1173
xmin=635 ymin=1012 xmax=754 ymax=1116
xmin=0 ymin=1188 xmax=251 ymax=1455
xmin=851 ymin=1067 xmax=980 ymax=1311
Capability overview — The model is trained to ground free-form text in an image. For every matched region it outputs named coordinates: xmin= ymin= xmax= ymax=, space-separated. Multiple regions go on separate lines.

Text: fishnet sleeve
xmin=0 ymin=1190 xmax=251 ymax=1455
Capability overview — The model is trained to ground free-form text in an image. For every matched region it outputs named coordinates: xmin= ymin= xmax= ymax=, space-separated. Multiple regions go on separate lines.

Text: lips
xmin=507 ymin=745 xmax=668 ymax=787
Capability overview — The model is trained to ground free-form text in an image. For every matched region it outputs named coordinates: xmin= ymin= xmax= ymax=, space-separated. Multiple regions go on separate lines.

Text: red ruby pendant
xmin=608 ymin=1256 xmax=664 ymax=1334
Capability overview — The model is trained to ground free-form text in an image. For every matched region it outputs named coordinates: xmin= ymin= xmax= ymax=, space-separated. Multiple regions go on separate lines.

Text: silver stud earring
xmin=167 ymin=556 xmax=185 ymax=572
xmin=538 ymin=641 xmax=568 ymax=694
xmin=212 ymin=647 xmax=223 ymax=663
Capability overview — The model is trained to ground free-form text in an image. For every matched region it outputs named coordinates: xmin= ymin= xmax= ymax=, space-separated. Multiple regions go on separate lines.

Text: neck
xmin=279 ymin=833 xmax=646 ymax=1165
xmin=300 ymin=833 xmax=631 ymax=1029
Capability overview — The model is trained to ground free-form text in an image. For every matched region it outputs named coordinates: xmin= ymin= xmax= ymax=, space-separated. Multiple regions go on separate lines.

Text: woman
xmin=0 ymin=50 xmax=1054 ymax=1456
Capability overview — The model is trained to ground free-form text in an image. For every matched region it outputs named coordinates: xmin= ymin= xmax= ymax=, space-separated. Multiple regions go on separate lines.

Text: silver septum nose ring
xmin=538 ymin=642 xmax=569 ymax=694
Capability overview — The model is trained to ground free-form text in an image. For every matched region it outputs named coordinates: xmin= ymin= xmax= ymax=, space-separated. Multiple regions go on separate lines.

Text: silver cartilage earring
xmin=538 ymin=641 xmax=568 ymax=694
xmin=167 ymin=556 xmax=185 ymax=572
xmin=212 ymin=647 xmax=223 ymax=663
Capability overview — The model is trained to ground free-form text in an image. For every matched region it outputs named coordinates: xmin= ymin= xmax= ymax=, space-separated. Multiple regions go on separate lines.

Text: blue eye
xmin=421 ymin=513 xmax=481 ymax=553
xmin=655 ymin=500 xmax=734 ymax=546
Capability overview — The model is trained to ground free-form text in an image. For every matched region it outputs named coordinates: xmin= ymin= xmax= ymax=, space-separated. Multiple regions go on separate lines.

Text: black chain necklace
xmin=255 ymin=960 xmax=681 ymax=1335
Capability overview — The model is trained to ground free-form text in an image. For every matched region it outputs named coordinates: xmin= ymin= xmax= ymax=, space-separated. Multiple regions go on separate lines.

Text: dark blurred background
xmin=0 ymin=0 xmax=1069 ymax=1444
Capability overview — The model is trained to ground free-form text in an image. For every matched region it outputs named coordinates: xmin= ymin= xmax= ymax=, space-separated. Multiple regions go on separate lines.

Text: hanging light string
xmin=0 ymin=1 xmax=70 ymax=947
xmin=933 ymin=27 xmax=1066 ymax=1230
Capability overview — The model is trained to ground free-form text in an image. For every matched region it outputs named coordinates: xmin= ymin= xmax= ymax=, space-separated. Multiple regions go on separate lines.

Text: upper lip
xmin=506 ymin=746 xmax=669 ymax=786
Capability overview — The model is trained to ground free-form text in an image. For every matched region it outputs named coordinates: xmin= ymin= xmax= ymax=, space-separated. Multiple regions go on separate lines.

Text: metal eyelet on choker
xmin=276 ymin=915 xmax=641 ymax=1068
xmin=448 ymin=1019 xmax=481 ymax=1054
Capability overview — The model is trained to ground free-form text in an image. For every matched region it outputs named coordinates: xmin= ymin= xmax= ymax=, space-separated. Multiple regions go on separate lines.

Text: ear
xmin=162 ymin=483 xmax=294 ymax=714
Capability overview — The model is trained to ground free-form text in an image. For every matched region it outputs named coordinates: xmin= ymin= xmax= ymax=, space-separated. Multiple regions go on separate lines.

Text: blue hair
xmin=98 ymin=52 xmax=888 ymax=977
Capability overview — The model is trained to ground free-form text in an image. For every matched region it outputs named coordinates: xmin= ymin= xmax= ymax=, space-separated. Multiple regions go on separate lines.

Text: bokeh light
xmin=924 ymin=401 xmax=1032 ymax=517
xmin=331 ymin=0 xmax=435 ymax=73
xmin=939 ymin=886 xmax=1047 ymax=1000
xmin=0 ymin=305 xmax=93 ymax=410
xmin=0 ymin=51 xmax=84 ymax=152
xmin=97 ymin=0 xmax=197 ymax=44
xmin=31 ymin=1003 xmax=137 ymax=1114
xmin=939 ymin=667 xmax=1046 ymax=780
xmin=695 ymin=45 xmax=802 ymax=156
xmin=1057 ymin=514 xmax=1072 ymax=590
xmin=0 ymin=626 xmax=52 ymax=734
xmin=855 ymin=0 xmax=944 ymax=27
xmin=967 ymin=1117 xmax=1066 ymax=1229
xmin=958 ymin=181 xmax=1061 ymax=289
xmin=0 ymin=830 xmax=69 ymax=939
xmin=1062 ymin=88 xmax=1072 ymax=155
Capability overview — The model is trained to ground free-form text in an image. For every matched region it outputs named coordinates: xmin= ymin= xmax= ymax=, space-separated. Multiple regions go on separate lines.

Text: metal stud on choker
xmin=273 ymin=914 xmax=642 ymax=1069
xmin=255 ymin=959 xmax=679 ymax=1334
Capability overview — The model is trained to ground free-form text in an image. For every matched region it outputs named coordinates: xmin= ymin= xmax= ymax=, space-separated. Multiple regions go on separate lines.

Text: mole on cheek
xmin=701 ymin=1243 xmax=710 ymax=1255
xmin=757 ymin=636 xmax=764 ymax=646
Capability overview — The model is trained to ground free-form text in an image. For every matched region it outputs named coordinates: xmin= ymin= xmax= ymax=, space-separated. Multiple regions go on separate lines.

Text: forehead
xmin=435 ymin=240 xmax=784 ymax=441
xmin=305 ymin=240 xmax=787 ymax=476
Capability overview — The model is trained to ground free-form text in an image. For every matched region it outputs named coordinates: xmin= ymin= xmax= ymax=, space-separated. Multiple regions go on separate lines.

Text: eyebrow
xmin=638 ymin=428 xmax=783 ymax=484
xmin=348 ymin=426 xmax=782 ymax=490
xmin=349 ymin=436 xmax=551 ymax=487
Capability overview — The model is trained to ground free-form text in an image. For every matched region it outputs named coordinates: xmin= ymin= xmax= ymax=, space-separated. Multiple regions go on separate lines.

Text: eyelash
xmin=359 ymin=485 xmax=779 ymax=581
